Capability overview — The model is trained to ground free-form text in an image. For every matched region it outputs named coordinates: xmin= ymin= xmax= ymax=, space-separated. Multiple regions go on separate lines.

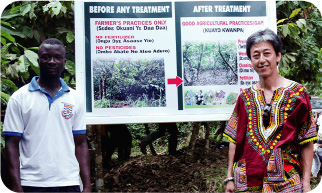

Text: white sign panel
xmin=75 ymin=0 xmax=277 ymax=124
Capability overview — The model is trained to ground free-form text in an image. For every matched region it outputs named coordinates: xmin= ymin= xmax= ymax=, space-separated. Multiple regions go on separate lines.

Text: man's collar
xmin=28 ymin=76 xmax=70 ymax=92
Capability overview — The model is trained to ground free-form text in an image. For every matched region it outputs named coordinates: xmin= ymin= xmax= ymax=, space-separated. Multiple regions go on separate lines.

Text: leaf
xmin=65 ymin=60 xmax=75 ymax=75
xmin=1 ymin=9 xmax=20 ymax=19
xmin=11 ymin=46 xmax=21 ymax=55
xmin=281 ymin=25 xmax=288 ymax=37
xmin=20 ymin=3 xmax=31 ymax=16
xmin=5 ymin=54 xmax=17 ymax=61
xmin=1 ymin=37 xmax=6 ymax=45
xmin=277 ymin=18 xmax=287 ymax=25
xmin=285 ymin=54 xmax=296 ymax=62
xmin=1 ymin=26 xmax=26 ymax=39
xmin=289 ymin=8 xmax=301 ymax=19
xmin=33 ymin=29 xmax=41 ymax=43
xmin=6 ymin=64 xmax=19 ymax=79
xmin=52 ymin=2 xmax=62 ymax=15
xmin=61 ymin=4 xmax=67 ymax=14
xmin=15 ymin=42 xmax=27 ymax=50
xmin=1 ymin=20 xmax=12 ymax=27
xmin=24 ymin=50 xmax=39 ymax=68
xmin=296 ymin=19 xmax=307 ymax=32
xmin=22 ymin=26 xmax=33 ymax=38
xmin=10 ymin=5 xmax=22 ymax=14
xmin=18 ymin=55 xmax=30 ymax=73
xmin=280 ymin=56 xmax=289 ymax=69
xmin=43 ymin=4 xmax=49 ymax=12
xmin=283 ymin=55 xmax=290 ymax=63
xmin=66 ymin=30 xmax=74 ymax=43
xmin=30 ymin=63 xmax=40 ymax=76
xmin=276 ymin=1 xmax=285 ymax=8
xmin=29 ymin=2 xmax=37 ymax=20
xmin=281 ymin=67 xmax=289 ymax=75
xmin=57 ymin=27 xmax=68 ymax=34
xmin=1 ymin=91 xmax=11 ymax=102
xmin=288 ymin=23 xmax=299 ymax=39
xmin=1 ymin=30 xmax=15 ymax=42
xmin=1 ymin=43 xmax=12 ymax=56
xmin=24 ymin=50 xmax=40 ymax=75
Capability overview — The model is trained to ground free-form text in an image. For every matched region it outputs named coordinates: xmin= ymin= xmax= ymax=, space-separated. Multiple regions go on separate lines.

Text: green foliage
xmin=93 ymin=59 xmax=166 ymax=108
xmin=1 ymin=1 xmax=76 ymax=99
xmin=206 ymin=168 xmax=227 ymax=192
xmin=0 ymin=122 xmax=4 ymax=152
xmin=311 ymin=177 xmax=320 ymax=190
xmin=276 ymin=1 xmax=322 ymax=97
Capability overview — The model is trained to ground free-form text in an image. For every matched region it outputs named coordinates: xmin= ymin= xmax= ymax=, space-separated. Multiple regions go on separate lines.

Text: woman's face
xmin=250 ymin=41 xmax=281 ymax=78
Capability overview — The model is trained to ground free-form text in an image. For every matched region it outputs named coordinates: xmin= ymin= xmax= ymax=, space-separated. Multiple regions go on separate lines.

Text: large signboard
xmin=75 ymin=0 xmax=277 ymax=124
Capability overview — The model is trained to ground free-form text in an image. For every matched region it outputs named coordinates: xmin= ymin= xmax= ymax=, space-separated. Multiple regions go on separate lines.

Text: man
xmin=3 ymin=38 xmax=91 ymax=192
xmin=223 ymin=29 xmax=316 ymax=192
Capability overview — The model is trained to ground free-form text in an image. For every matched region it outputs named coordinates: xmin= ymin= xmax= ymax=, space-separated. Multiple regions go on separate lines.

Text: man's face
xmin=38 ymin=44 xmax=66 ymax=78
xmin=250 ymin=41 xmax=281 ymax=78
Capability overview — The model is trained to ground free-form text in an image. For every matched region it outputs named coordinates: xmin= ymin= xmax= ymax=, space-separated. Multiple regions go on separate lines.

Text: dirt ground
xmin=100 ymin=139 xmax=229 ymax=192
xmin=185 ymin=69 xmax=237 ymax=86
xmin=93 ymin=139 xmax=322 ymax=192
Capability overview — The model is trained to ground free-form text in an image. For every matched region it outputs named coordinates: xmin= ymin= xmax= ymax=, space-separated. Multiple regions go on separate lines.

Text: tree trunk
xmin=183 ymin=44 xmax=192 ymax=85
xmin=196 ymin=44 xmax=204 ymax=79
xmin=98 ymin=76 xmax=102 ymax=100
xmin=102 ymin=75 xmax=107 ymax=99
xmin=94 ymin=125 xmax=104 ymax=192
xmin=213 ymin=121 xmax=226 ymax=138
xmin=186 ymin=122 xmax=201 ymax=161
xmin=218 ymin=42 xmax=238 ymax=77
xmin=204 ymin=122 xmax=211 ymax=155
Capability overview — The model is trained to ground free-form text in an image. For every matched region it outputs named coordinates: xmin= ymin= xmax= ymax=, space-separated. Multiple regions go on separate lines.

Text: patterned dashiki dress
xmin=223 ymin=81 xmax=317 ymax=192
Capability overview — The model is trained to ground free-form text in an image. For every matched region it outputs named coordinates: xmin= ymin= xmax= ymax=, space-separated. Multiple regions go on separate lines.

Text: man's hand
xmin=11 ymin=186 xmax=24 ymax=193
xmin=303 ymin=182 xmax=311 ymax=193
xmin=5 ymin=136 xmax=23 ymax=192
xmin=82 ymin=186 xmax=92 ymax=192
xmin=74 ymin=134 xmax=91 ymax=193
xmin=225 ymin=181 xmax=234 ymax=193
xmin=301 ymin=142 xmax=314 ymax=193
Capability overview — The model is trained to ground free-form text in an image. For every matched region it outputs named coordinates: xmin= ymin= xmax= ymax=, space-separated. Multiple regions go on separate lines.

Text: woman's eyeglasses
xmin=263 ymin=104 xmax=271 ymax=128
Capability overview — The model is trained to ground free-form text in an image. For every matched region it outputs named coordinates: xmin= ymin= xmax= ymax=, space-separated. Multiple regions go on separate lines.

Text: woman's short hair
xmin=246 ymin=28 xmax=283 ymax=59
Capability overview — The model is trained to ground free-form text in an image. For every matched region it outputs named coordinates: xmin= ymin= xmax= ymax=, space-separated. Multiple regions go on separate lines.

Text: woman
xmin=223 ymin=29 xmax=317 ymax=192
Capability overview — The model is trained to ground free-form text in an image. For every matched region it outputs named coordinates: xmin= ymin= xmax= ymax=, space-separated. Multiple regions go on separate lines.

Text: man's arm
xmin=5 ymin=136 xmax=23 ymax=192
xmin=74 ymin=134 xmax=91 ymax=192
xmin=300 ymin=141 xmax=314 ymax=193
xmin=225 ymin=142 xmax=236 ymax=193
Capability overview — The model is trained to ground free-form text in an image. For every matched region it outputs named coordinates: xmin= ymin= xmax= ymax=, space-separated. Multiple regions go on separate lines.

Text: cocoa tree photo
xmin=183 ymin=41 xmax=237 ymax=86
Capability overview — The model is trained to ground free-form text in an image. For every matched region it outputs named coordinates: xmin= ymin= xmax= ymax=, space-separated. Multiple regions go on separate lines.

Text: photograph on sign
xmin=175 ymin=1 xmax=269 ymax=112
xmin=92 ymin=58 xmax=166 ymax=108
